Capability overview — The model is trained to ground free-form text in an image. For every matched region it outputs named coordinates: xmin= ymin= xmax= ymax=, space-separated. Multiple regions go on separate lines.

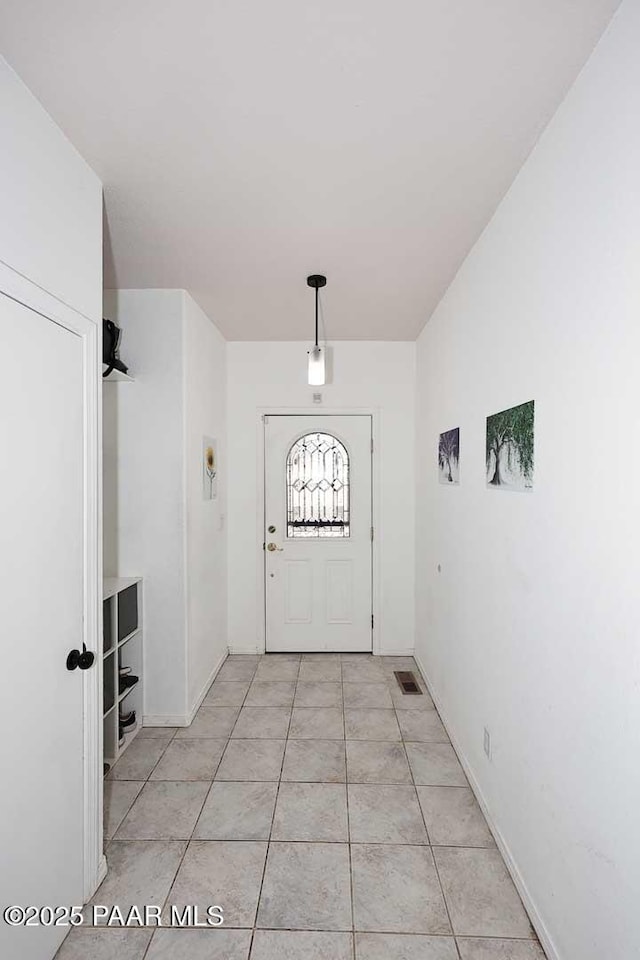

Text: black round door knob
xmin=66 ymin=643 xmax=95 ymax=671
xmin=78 ymin=644 xmax=95 ymax=669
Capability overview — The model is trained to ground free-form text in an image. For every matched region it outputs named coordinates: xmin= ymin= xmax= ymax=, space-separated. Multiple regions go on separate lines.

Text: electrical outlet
xmin=483 ymin=727 xmax=492 ymax=761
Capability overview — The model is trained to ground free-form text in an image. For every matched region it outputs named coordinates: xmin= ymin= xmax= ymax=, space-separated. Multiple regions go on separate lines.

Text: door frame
xmin=0 ymin=260 xmax=103 ymax=899
xmin=258 ymin=407 xmax=381 ymax=655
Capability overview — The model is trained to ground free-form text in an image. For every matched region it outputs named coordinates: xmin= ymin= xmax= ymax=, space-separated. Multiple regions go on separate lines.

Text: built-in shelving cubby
xmin=103 ymin=577 xmax=143 ymax=770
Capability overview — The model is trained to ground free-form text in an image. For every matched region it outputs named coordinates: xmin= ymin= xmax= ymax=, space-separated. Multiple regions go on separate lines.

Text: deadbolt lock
xmin=268 ymin=525 xmax=276 ymax=534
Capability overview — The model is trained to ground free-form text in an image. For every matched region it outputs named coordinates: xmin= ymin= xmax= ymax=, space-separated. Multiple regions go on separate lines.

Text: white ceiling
xmin=0 ymin=1 xmax=619 ymax=340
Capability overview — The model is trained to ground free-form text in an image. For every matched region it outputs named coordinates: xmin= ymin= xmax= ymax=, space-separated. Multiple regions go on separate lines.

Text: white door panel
xmin=265 ymin=415 xmax=372 ymax=652
xmin=285 ymin=561 xmax=313 ymax=623
xmin=0 ymin=293 xmax=85 ymax=960
xmin=326 ymin=561 xmax=353 ymax=623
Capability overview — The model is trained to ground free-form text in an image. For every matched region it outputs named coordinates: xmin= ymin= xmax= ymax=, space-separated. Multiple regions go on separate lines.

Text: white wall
xmin=183 ymin=294 xmax=228 ymax=708
xmin=414 ymin=4 xmax=640 ymax=959
xmin=103 ymin=289 xmax=227 ymax=721
xmin=227 ymin=341 xmax=415 ymax=654
xmin=104 ymin=289 xmax=188 ymax=719
xmin=1 ymin=56 xmax=103 ymax=921
xmin=0 ymin=57 xmax=102 ymax=321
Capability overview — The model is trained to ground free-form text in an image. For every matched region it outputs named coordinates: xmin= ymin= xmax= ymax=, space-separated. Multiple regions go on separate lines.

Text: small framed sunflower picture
xmin=203 ymin=436 xmax=218 ymax=500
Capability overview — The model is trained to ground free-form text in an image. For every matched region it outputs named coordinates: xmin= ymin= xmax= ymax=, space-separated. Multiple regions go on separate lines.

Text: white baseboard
xmin=144 ymin=650 xmax=228 ymax=728
xmin=143 ymin=714 xmax=191 ymax=727
xmin=228 ymin=646 xmax=416 ymax=657
xmin=413 ymin=652 xmax=560 ymax=960
xmin=97 ymin=854 xmax=108 ymax=887
xmin=185 ymin=650 xmax=228 ymax=724
xmin=89 ymin=853 xmax=108 ymax=904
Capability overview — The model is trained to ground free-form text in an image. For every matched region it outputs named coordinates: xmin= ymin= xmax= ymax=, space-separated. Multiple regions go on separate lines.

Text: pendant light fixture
xmin=307 ymin=274 xmax=326 ymax=386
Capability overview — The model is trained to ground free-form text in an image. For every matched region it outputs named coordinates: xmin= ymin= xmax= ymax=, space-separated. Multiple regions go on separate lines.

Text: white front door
xmin=264 ymin=415 xmax=372 ymax=652
xmin=0 ymin=293 xmax=87 ymax=960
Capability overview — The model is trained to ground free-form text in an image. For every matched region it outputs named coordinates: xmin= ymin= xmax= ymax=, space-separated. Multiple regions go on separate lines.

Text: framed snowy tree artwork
xmin=438 ymin=427 xmax=460 ymax=485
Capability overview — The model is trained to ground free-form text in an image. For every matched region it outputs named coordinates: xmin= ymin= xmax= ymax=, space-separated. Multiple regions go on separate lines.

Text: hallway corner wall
xmin=103 ymin=289 xmax=227 ymax=723
xmin=183 ymin=292 xmax=228 ymax=712
xmin=226 ymin=341 xmax=416 ymax=655
xmin=103 ymin=289 xmax=187 ymax=720
xmin=414 ymin=3 xmax=640 ymax=958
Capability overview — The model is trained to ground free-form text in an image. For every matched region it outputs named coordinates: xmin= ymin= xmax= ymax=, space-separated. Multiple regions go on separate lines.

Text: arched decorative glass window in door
xmin=286 ymin=433 xmax=350 ymax=538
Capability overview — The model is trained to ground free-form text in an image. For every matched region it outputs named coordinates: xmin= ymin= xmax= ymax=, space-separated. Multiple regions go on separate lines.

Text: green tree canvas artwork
xmin=486 ymin=400 xmax=534 ymax=491
xmin=438 ymin=427 xmax=460 ymax=484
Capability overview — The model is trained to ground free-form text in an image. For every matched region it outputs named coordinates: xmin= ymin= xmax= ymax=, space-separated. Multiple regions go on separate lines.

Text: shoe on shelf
xmin=119 ymin=710 xmax=136 ymax=732
xmin=119 ymin=709 xmax=137 ymax=742
xmin=119 ymin=665 xmax=132 ymax=676
xmin=119 ymin=674 xmax=138 ymax=695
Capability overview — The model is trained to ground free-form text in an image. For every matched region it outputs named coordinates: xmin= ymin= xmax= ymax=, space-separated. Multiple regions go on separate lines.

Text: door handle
xmin=66 ymin=643 xmax=96 ymax=671
xmin=266 ymin=542 xmax=284 ymax=552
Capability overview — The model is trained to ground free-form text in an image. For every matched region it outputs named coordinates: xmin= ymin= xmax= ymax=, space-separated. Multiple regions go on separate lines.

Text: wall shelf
xmin=104 ymin=576 xmax=141 ymax=601
xmin=103 ymin=578 xmax=143 ymax=769
xmin=102 ymin=370 xmax=134 ymax=383
xmin=117 ymin=679 xmax=139 ymax=705
xmin=118 ymin=627 xmax=140 ymax=649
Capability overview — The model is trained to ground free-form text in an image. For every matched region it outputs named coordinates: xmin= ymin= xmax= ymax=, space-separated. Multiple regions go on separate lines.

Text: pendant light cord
xmin=315 ymin=286 xmax=319 ymax=348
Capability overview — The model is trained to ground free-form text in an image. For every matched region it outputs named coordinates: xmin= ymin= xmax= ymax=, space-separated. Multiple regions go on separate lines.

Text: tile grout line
xmin=104 ymin=781 xmax=145 ymax=844
xmin=394 ymin=664 xmax=464 ymax=960
xmin=104 ymin=721 xmax=177 ymax=903
xmin=105 ymin=836 xmax=497 ymax=847
xmin=102 ymin=732 xmax=163 ymax=947
xmin=188 ymin=668 xmax=255 ymax=836
xmin=137 ymin=657 xmax=258 ymax=958
xmin=342 ymin=658 xmax=357 ymax=960
xmin=247 ymin=656 xmax=300 ymax=956
xmin=138 ymin=660 xmax=257 ymax=958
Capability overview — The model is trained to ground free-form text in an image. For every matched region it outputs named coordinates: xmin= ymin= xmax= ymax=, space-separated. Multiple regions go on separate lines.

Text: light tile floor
xmin=57 ymin=655 xmax=547 ymax=960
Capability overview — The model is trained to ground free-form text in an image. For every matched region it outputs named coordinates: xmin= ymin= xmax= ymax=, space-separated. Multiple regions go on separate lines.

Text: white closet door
xmin=0 ymin=293 xmax=86 ymax=960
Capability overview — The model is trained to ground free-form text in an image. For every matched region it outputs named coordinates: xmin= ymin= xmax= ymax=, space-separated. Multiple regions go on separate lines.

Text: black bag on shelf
xmin=102 ymin=318 xmax=129 ymax=378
